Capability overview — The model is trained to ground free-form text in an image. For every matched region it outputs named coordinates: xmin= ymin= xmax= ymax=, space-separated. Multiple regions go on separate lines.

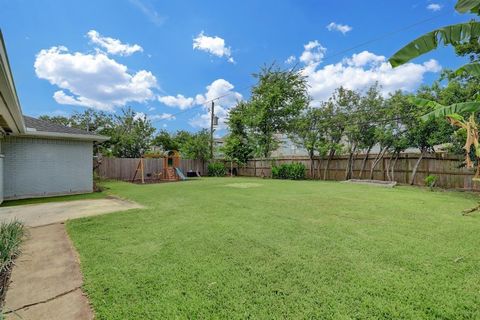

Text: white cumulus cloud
xmin=35 ymin=46 xmax=157 ymax=111
xmin=158 ymin=94 xmax=195 ymax=110
xmin=150 ymin=113 xmax=175 ymax=121
xmin=285 ymin=55 xmax=296 ymax=64
xmin=87 ymin=30 xmax=143 ymax=56
xmin=427 ymin=3 xmax=443 ymax=11
xmin=134 ymin=112 xmax=175 ymax=121
xmin=193 ymin=31 xmax=235 ymax=63
xmin=188 ymin=79 xmax=242 ymax=129
xmin=300 ymin=40 xmax=327 ymax=66
xmin=295 ymin=45 xmax=441 ymax=104
xmin=157 ymin=79 xmax=242 ymax=129
xmin=326 ymin=22 xmax=353 ymax=34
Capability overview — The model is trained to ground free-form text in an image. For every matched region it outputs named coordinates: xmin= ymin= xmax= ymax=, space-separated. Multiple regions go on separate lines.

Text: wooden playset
xmin=131 ymin=150 xmax=186 ymax=183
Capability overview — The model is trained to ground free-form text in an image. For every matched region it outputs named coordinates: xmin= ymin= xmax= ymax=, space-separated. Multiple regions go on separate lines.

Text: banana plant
xmin=415 ymin=97 xmax=480 ymax=177
xmin=390 ymin=0 xmax=480 ymax=190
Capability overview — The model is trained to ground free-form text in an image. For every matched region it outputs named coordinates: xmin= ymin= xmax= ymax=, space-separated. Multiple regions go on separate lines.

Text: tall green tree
xmin=290 ymin=107 xmax=328 ymax=178
xmin=322 ymin=88 xmax=351 ymax=180
xmin=248 ymin=64 xmax=310 ymax=158
xmin=340 ymin=90 xmax=362 ymax=180
xmin=384 ymin=92 xmax=415 ymax=181
xmin=223 ymin=101 xmax=254 ymax=166
xmin=152 ymin=130 xmax=179 ymax=151
xmin=356 ymin=85 xmax=384 ymax=178
xmin=180 ymin=129 xmax=211 ymax=171
xmin=109 ymin=108 xmax=155 ymax=158
xmin=39 ymin=115 xmax=71 ymax=127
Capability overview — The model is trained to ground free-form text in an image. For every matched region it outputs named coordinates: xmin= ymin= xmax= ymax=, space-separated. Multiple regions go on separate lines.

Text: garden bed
xmin=0 ymin=221 xmax=25 ymax=310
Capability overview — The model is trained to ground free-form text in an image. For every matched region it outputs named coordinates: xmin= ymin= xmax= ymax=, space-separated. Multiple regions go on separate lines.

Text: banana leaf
xmin=456 ymin=63 xmax=480 ymax=77
xmin=389 ymin=22 xmax=480 ymax=67
xmin=418 ymin=101 xmax=480 ymax=120
xmin=455 ymin=0 xmax=480 ymax=14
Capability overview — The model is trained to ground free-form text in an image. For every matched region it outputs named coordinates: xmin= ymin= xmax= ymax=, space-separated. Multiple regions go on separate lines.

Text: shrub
xmin=0 ymin=220 xmax=25 ymax=307
xmin=271 ymin=165 xmax=280 ymax=179
xmin=424 ymin=175 xmax=438 ymax=190
xmin=272 ymin=163 xmax=306 ymax=180
xmin=208 ymin=162 xmax=227 ymax=177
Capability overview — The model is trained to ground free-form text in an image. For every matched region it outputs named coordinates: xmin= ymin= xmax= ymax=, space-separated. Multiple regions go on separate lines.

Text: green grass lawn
xmin=67 ymin=178 xmax=480 ymax=319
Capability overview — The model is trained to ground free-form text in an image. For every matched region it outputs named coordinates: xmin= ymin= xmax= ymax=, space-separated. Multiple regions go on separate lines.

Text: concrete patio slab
xmin=3 ymin=223 xmax=93 ymax=320
xmin=0 ymin=197 xmax=143 ymax=227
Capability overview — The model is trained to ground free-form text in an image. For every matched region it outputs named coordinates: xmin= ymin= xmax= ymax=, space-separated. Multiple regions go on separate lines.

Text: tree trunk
xmin=351 ymin=151 xmax=357 ymax=179
xmin=344 ymin=145 xmax=357 ymax=180
xmin=323 ymin=150 xmax=335 ymax=180
xmin=230 ymin=161 xmax=233 ymax=177
xmin=410 ymin=151 xmax=426 ymax=185
xmin=358 ymin=146 xmax=372 ymax=179
xmin=386 ymin=153 xmax=393 ymax=181
xmin=310 ymin=158 xmax=315 ymax=179
xmin=390 ymin=152 xmax=400 ymax=182
xmin=316 ymin=158 xmax=321 ymax=180
xmin=369 ymin=146 xmax=388 ymax=180
xmin=309 ymin=151 xmax=315 ymax=179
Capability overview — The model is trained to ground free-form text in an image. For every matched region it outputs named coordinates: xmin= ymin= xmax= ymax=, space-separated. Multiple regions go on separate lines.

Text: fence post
xmin=404 ymin=154 xmax=409 ymax=184
xmin=382 ymin=157 xmax=386 ymax=181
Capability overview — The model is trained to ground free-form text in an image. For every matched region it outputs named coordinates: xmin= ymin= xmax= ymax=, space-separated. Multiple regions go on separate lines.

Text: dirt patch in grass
xmin=224 ymin=182 xmax=263 ymax=189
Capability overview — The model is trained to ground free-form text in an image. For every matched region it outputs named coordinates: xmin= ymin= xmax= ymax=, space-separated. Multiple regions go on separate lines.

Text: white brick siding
xmin=3 ymin=136 xmax=93 ymax=199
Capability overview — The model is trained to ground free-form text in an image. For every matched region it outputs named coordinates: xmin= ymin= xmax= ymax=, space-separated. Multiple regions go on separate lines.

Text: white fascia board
xmin=20 ymin=130 xmax=110 ymax=142
xmin=0 ymin=30 xmax=25 ymax=133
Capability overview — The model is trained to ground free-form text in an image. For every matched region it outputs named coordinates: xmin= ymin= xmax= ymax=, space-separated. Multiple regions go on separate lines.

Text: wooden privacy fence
xmin=96 ymin=157 xmax=207 ymax=181
xmin=225 ymin=153 xmax=480 ymax=191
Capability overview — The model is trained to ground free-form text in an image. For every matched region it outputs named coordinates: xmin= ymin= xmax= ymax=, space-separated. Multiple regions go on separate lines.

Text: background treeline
xmin=41 ymin=44 xmax=480 ymax=184
xmin=40 ymin=108 xmax=211 ymax=162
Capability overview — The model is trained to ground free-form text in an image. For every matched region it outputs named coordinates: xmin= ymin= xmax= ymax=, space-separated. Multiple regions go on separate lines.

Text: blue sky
xmin=0 ymin=0 xmax=475 ymax=134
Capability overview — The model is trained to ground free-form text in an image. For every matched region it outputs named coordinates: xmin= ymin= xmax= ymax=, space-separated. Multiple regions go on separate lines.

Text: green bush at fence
xmin=208 ymin=162 xmax=227 ymax=177
xmin=424 ymin=175 xmax=438 ymax=190
xmin=272 ymin=163 xmax=306 ymax=180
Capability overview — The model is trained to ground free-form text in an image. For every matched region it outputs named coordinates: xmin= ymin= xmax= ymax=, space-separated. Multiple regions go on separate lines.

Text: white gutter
xmin=0 ymin=30 xmax=26 ymax=134
xmin=21 ymin=130 xmax=109 ymax=142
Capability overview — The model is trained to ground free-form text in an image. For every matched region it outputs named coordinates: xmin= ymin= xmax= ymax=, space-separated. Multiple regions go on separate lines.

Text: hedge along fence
xmin=96 ymin=157 xmax=207 ymax=181
xmin=223 ymin=153 xmax=480 ymax=191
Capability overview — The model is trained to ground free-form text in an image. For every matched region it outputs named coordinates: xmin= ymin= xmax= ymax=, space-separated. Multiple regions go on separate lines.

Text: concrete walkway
xmin=1 ymin=197 xmax=143 ymax=319
xmin=0 ymin=197 xmax=143 ymax=227
xmin=4 ymin=224 xmax=93 ymax=320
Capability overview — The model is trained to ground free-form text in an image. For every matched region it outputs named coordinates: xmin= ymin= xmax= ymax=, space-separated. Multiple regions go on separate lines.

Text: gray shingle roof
xmin=23 ymin=116 xmax=98 ymax=136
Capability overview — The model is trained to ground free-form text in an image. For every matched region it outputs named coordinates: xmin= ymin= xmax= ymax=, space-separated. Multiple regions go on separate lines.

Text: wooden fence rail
xmin=96 ymin=157 xmax=207 ymax=182
xmin=224 ymin=153 xmax=480 ymax=191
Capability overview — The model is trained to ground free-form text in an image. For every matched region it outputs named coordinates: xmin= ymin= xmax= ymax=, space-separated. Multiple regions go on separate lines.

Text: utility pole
xmin=210 ymin=100 xmax=215 ymax=160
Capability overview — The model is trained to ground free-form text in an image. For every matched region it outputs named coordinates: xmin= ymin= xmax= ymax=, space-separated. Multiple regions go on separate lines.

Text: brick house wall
xmin=2 ymin=136 xmax=93 ymax=200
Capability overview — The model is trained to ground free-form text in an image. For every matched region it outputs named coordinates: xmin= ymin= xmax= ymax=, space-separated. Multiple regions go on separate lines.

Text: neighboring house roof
xmin=22 ymin=116 xmax=109 ymax=142
xmin=24 ymin=116 xmax=96 ymax=136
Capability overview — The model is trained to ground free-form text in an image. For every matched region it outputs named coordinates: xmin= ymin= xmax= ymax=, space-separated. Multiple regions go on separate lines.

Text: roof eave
xmin=0 ymin=29 xmax=25 ymax=134
xmin=20 ymin=130 xmax=110 ymax=142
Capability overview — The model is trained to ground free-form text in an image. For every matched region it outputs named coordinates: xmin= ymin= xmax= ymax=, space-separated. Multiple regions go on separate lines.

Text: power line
xmin=153 ymin=12 xmax=446 ymax=124
xmin=319 ymin=13 xmax=448 ymax=64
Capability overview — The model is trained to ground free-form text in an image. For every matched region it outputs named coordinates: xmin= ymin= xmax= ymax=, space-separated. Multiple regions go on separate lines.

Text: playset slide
xmin=175 ymin=167 xmax=187 ymax=180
